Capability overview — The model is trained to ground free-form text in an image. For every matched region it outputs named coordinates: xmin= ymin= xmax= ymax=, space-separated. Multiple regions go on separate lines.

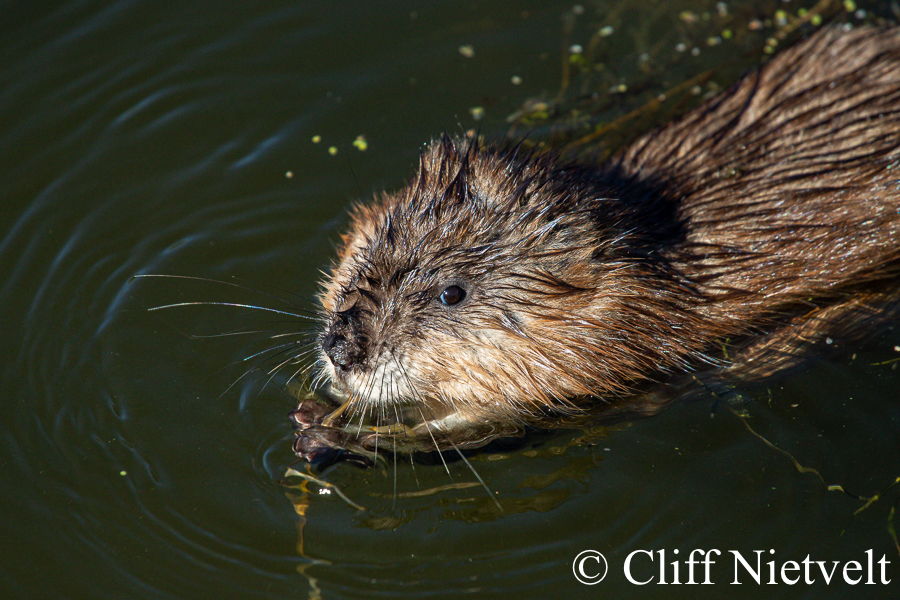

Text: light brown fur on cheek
xmin=405 ymin=316 xmax=614 ymax=422
xmin=409 ymin=336 xmax=556 ymax=420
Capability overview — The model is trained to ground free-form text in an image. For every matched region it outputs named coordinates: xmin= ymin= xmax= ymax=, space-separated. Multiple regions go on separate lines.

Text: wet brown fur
xmin=317 ymin=26 xmax=900 ymax=431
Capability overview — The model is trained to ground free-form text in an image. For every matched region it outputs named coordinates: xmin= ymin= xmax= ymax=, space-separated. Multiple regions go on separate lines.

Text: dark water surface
xmin=2 ymin=1 xmax=899 ymax=599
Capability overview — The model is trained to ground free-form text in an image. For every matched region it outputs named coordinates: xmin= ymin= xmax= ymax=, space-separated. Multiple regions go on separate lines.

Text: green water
xmin=2 ymin=1 xmax=899 ymax=599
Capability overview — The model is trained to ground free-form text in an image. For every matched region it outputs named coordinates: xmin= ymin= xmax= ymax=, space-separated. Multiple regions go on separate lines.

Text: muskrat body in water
xmin=305 ymin=25 xmax=900 ymax=445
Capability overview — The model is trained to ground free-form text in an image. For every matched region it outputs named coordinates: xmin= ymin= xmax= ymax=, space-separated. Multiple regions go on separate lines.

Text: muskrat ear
xmin=438 ymin=285 xmax=466 ymax=306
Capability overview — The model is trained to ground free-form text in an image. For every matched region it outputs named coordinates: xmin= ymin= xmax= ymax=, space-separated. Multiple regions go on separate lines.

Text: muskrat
xmin=308 ymin=25 xmax=900 ymax=444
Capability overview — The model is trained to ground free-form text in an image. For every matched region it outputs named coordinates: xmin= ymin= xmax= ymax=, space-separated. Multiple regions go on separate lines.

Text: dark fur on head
xmin=317 ymin=25 xmax=900 ymax=432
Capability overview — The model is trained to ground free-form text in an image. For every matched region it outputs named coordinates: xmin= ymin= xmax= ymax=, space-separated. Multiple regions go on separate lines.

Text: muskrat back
xmin=315 ymin=25 xmax=900 ymax=433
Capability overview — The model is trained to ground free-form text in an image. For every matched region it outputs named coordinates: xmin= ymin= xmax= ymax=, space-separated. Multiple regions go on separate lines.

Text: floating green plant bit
xmin=679 ymin=10 xmax=699 ymax=24
xmin=352 ymin=135 xmax=367 ymax=151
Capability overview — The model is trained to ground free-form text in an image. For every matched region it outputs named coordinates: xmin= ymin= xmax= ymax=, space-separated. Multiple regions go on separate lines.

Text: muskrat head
xmin=317 ymin=136 xmax=699 ymax=431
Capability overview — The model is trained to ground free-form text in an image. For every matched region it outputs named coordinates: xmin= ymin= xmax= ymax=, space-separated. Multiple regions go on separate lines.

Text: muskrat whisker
xmin=446 ymin=436 xmax=502 ymax=512
xmin=148 ymin=301 xmax=307 ymax=319
xmin=243 ymin=341 xmax=305 ymax=363
xmin=268 ymin=330 xmax=317 ymax=340
xmin=182 ymin=327 xmax=269 ymax=340
xmin=403 ymin=376 xmax=502 ymax=511
xmin=194 ymin=324 xmax=319 ymax=343
xmin=391 ymin=440 xmax=399 ymax=510
xmin=286 ymin=343 xmax=318 ymax=369
xmin=388 ymin=377 xmax=409 ymax=508
xmin=135 ymin=273 xmax=319 ymax=314
xmin=345 ymin=366 xmax=380 ymax=436
xmin=373 ymin=364 xmax=393 ymax=461
xmin=259 ymin=359 xmax=297 ymax=392
xmin=217 ymin=364 xmax=262 ymax=402
xmin=281 ymin=357 xmax=320 ymax=388
xmin=235 ymin=343 xmax=315 ymax=398
xmin=287 ymin=341 xmax=320 ymax=361
xmin=283 ymin=360 xmax=315 ymax=389
xmin=310 ymin=367 xmax=329 ymax=392
xmin=391 ymin=354 xmax=455 ymax=477
xmin=264 ymin=347 xmax=311 ymax=378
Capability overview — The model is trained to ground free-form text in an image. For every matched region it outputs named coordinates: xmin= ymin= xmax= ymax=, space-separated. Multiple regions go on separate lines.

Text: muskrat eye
xmin=439 ymin=285 xmax=466 ymax=306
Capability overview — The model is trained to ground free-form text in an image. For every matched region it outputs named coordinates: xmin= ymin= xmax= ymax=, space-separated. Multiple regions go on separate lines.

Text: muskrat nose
xmin=323 ymin=333 xmax=356 ymax=371
xmin=322 ymin=310 xmax=366 ymax=371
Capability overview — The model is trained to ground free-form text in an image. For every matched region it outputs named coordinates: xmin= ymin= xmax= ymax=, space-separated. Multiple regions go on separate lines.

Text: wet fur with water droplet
xmin=310 ymin=25 xmax=900 ymax=449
